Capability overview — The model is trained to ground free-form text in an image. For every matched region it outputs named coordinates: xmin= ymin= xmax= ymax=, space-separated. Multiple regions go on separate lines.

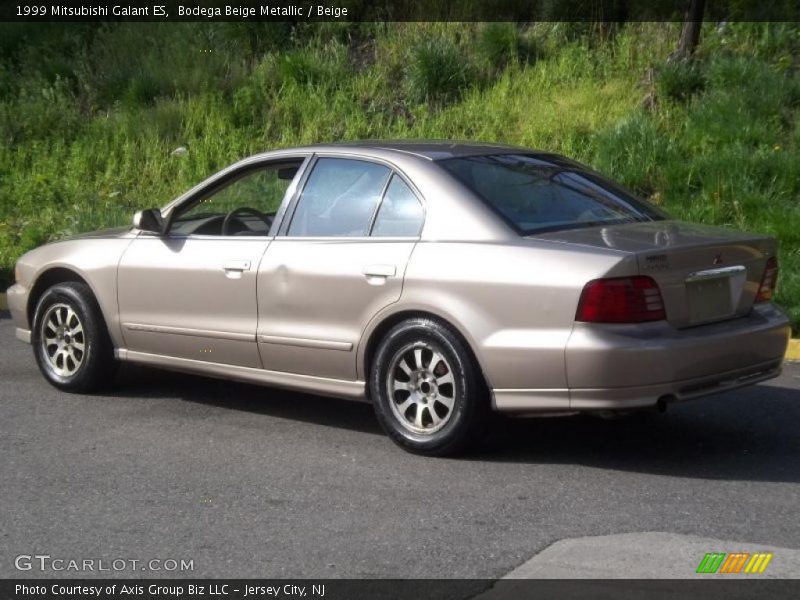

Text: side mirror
xmin=133 ymin=208 xmax=164 ymax=234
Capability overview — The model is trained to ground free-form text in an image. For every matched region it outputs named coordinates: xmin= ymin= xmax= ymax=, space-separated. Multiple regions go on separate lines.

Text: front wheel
xmin=369 ymin=318 xmax=488 ymax=456
xmin=32 ymin=282 xmax=115 ymax=393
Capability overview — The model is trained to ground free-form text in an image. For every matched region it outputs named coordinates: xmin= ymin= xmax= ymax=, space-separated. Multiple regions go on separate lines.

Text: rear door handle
xmin=363 ymin=264 xmax=396 ymax=278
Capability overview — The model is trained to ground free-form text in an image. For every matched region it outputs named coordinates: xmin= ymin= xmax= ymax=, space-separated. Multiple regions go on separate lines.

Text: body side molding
xmin=115 ymin=348 xmax=367 ymax=400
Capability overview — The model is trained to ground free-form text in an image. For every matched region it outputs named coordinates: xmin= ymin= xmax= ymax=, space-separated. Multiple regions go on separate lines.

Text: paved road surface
xmin=1 ymin=315 xmax=799 ymax=582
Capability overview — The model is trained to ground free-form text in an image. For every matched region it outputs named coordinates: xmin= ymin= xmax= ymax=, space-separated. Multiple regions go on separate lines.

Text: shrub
xmin=656 ymin=60 xmax=706 ymax=103
xmin=406 ymin=38 xmax=472 ymax=104
xmin=592 ymin=113 xmax=673 ymax=196
xmin=476 ymin=23 xmax=535 ymax=70
xmin=276 ymin=43 xmax=347 ymax=88
xmin=218 ymin=22 xmax=294 ymax=58
xmin=11 ymin=77 xmax=82 ymax=143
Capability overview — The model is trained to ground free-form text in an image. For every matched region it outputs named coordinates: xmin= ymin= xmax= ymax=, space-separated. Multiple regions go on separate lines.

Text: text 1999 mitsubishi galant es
xmin=7 ymin=141 xmax=791 ymax=455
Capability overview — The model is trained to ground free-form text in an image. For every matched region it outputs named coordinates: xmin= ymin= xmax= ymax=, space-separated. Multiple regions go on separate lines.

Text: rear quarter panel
xmin=365 ymin=239 xmax=635 ymax=390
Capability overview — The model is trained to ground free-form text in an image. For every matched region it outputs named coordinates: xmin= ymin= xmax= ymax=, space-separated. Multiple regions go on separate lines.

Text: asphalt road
xmin=1 ymin=314 xmax=799 ymax=581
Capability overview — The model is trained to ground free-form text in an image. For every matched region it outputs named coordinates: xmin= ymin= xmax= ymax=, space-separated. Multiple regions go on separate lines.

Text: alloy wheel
xmin=40 ymin=303 xmax=86 ymax=377
xmin=386 ymin=342 xmax=456 ymax=435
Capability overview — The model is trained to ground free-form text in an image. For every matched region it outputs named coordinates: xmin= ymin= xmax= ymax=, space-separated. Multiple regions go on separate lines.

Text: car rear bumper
xmin=493 ymin=302 xmax=791 ymax=413
xmin=567 ymin=358 xmax=782 ymax=410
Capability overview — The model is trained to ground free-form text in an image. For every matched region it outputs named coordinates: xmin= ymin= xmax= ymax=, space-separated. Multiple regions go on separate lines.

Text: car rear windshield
xmin=439 ymin=153 xmax=666 ymax=235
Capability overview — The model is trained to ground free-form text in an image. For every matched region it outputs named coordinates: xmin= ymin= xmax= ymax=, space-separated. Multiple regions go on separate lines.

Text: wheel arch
xmin=27 ymin=267 xmax=94 ymax=328
xmin=359 ymin=307 xmax=492 ymax=393
xmin=28 ymin=266 xmax=117 ymax=393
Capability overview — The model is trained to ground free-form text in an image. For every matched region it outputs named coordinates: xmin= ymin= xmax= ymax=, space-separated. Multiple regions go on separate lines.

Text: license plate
xmin=687 ymin=276 xmax=734 ymax=323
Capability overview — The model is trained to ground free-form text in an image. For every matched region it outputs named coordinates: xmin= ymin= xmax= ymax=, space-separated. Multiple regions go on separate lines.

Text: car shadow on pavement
xmin=111 ymin=363 xmax=800 ymax=482
xmin=112 ymin=363 xmax=384 ymax=436
xmin=479 ymin=381 xmax=800 ymax=483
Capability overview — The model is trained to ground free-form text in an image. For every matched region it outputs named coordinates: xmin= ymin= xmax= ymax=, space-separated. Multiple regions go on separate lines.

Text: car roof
xmin=295 ymin=140 xmax=549 ymax=161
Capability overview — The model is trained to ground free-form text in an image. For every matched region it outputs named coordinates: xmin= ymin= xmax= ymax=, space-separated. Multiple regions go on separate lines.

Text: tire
xmin=32 ymin=282 xmax=115 ymax=393
xmin=369 ymin=317 xmax=488 ymax=456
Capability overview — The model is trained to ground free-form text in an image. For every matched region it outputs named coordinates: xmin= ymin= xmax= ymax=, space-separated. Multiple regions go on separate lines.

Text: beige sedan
xmin=7 ymin=142 xmax=791 ymax=455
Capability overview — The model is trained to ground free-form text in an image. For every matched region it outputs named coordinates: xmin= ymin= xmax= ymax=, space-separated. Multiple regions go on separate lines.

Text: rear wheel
xmin=32 ymin=282 xmax=115 ymax=393
xmin=370 ymin=318 xmax=488 ymax=456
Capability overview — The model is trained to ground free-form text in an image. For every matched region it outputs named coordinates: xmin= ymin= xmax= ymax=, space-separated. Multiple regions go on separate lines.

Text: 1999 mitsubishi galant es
xmin=7 ymin=141 xmax=791 ymax=455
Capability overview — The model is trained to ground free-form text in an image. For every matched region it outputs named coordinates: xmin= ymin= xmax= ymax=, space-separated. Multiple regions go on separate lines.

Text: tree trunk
xmin=676 ymin=0 xmax=706 ymax=59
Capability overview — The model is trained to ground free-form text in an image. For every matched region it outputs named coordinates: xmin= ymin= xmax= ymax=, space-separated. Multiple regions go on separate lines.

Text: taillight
xmin=756 ymin=256 xmax=779 ymax=302
xmin=576 ymin=276 xmax=666 ymax=323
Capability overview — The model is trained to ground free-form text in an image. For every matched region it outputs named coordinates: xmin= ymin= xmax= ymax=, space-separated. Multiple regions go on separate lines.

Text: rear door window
xmin=287 ymin=158 xmax=391 ymax=237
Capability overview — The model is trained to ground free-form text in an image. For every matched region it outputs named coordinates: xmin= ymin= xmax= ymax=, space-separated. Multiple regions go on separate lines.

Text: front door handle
xmin=363 ymin=264 xmax=396 ymax=278
xmin=222 ymin=260 xmax=251 ymax=279
xmin=223 ymin=260 xmax=251 ymax=272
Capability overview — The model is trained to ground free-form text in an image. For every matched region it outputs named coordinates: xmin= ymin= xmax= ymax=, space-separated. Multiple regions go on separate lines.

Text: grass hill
xmin=1 ymin=22 xmax=798 ymax=328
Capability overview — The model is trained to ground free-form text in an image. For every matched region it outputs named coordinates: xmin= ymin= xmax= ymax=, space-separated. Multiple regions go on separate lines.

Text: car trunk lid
xmin=534 ymin=221 xmax=776 ymax=328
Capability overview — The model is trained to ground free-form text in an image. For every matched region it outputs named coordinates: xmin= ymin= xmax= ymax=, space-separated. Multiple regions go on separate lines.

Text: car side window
xmin=287 ymin=158 xmax=391 ymax=237
xmin=171 ymin=163 xmax=300 ymax=236
xmin=371 ymin=175 xmax=424 ymax=237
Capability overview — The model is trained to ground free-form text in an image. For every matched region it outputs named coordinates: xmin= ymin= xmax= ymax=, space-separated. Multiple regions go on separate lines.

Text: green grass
xmin=0 ymin=21 xmax=798 ymax=330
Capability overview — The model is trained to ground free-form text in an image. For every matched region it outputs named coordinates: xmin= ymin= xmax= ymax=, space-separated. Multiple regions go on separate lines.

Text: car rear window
xmin=439 ymin=154 xmax=666 ymax=235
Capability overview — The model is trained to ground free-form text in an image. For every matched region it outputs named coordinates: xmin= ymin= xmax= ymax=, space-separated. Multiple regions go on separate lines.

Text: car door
xmin=257 ymin=156 xmax=426 ymax=380
xmin=117 ymin=157 xmax=308 ymax=368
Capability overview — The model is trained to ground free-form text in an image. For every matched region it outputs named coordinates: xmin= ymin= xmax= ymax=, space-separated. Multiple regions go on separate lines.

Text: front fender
xmin=15 ymin=237 xmax=136 ymax=348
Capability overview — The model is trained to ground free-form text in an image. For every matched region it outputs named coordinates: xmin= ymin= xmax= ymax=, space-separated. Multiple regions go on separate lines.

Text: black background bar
xmin=3 ymin=0 xmax=800 ymax=23
xmin=4 ymin=579 xmax=800 ymax=600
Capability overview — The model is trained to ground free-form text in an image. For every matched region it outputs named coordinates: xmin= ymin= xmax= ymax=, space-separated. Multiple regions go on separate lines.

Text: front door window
xmin=171 ymin=163 xmax=302 ymax=236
